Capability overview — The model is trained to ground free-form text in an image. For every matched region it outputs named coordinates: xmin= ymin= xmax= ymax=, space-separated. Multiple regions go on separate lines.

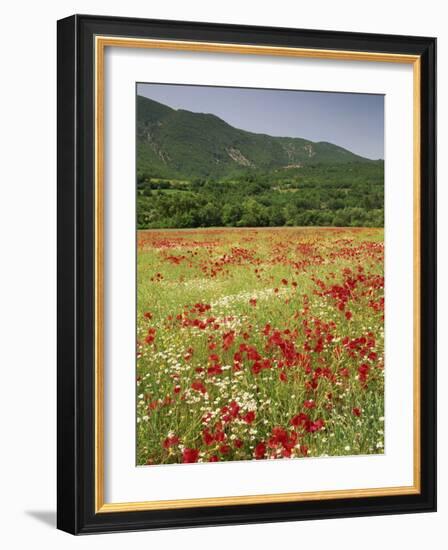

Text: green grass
xmin=136 ymin=227 xmax=384 ymax=465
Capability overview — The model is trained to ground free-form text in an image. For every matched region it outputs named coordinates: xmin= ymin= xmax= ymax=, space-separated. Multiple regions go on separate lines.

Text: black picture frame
xmin=57 ymin=14 xmax=436 ymax=534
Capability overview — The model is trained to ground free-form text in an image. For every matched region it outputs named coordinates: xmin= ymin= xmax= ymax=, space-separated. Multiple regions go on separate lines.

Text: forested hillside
xmin=136 ymin=95 xmax=384 ymax=228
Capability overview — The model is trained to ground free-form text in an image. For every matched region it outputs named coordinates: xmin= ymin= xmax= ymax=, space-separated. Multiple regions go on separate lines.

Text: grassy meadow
xmin=136 ymin=227 xmax=384 ymax=465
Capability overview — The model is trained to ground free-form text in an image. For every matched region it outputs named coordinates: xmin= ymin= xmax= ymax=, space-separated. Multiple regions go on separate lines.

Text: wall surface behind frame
xmin=0 ymin=0 xmax=443 ymax=548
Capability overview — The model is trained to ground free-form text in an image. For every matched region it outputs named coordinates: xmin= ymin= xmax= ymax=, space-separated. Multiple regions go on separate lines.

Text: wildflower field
xmin=137 ymin=227 xmax=384 ymax=465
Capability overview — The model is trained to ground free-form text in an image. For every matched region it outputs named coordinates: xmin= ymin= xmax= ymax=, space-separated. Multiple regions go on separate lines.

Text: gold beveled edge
xmin=96 ymin=36 xmax=419 ymax=64
xmin=97 ymin=485 xmax=420 ymax=513
xmin=95 ymin=34 xmax=105 ymax=512
xmin=94 ymin=35 xmax=422 ymax=513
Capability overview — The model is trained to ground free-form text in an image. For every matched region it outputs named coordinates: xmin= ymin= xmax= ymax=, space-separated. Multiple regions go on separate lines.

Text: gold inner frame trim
xmin=94 ymin=35 xmax=421 ymax=513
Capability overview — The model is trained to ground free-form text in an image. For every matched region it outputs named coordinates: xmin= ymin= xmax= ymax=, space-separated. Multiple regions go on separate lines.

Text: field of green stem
xmin=136 ymin=227 xmax=384 ymax=465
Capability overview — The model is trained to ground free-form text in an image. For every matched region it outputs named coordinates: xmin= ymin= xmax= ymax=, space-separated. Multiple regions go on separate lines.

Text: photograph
xmin=54 ymin=11 xmax=436 ymax=535
xmin=135 ymin=83 xmax=385 ymax=466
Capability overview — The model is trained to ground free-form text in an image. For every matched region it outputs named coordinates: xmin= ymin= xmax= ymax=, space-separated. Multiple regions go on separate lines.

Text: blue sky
xmin=137 ymin=83 xmax=384 ymax=160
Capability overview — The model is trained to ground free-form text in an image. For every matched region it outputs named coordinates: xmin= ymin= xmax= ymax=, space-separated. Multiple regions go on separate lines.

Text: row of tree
xmin=137 ymin=162 xmax=384 ymax=229
xmin=137 ymin=193 xmax=383 ymax=229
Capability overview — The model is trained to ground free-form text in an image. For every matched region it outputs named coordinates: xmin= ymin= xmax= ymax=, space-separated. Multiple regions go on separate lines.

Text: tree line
xmin=137 ymin=162 xmax=384 ymax=229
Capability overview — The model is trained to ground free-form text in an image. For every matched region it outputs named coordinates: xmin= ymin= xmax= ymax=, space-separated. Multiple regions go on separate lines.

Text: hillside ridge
xmin=136 ymin=95 xmax=374 ymax=180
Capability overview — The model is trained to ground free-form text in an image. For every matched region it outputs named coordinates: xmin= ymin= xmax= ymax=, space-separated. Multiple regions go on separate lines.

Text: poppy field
xmin=136 ymin=227 xmax=384 ymax=465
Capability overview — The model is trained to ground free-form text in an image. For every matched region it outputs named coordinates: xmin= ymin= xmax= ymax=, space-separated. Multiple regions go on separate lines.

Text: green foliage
xmin=136 ymin=95 xmax=384 ymax=229
xmin=137 ymin=95 xmax=374 ymax=181
xmin=137 ymin=161 xmax=384 ymax=229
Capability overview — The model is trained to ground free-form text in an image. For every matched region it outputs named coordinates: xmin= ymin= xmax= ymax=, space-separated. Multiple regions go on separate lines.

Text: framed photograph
xmin=57 ymin=14 xmax=436 ymax=534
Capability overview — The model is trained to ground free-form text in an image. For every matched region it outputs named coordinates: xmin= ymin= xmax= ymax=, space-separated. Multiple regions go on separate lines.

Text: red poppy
xmin=279 ymin=371 xmax=287 ymax=382
xmin=221 ymin=400 xmax=240 ymax=422
xmin=191 ymin=380 xmax=207 ymax=394
xmin=207 ymin=363 xmax=223 ymax=376
xmin=223 ymin=331 xmax=235 ymax=351
xmin=340 ymin=367 xmax=350 ymax=378
xmin=308 ymin=419 xmax=325 ymax=432
xmin=290 ymin=412 xmax=309 ymax=428
xmin=262 ymin=324 xmax=271 ymax=335
xmin=163 ymin=435 xmax=179 ymax=449
xmin=182 ymin=448 xmax=199 ymax=463
xmin=268 ymin=427 xmax=289 ymax=447
xmin=358 ymin=363 xmax=370 ymax=384
xmin=145 ymin=333 xmax=155 ymax=345
xmin=242 ymin=410 xmax=256 ymax=424
xmin=202 ymin=430 xmax=214 ymax=446
xmin=254 ymin=442 xmax=266 ymax=459
xmin=214 ymin=429 xmax=225 ymax=442
xmin=247 ymin=347 xmax=261 ymax=361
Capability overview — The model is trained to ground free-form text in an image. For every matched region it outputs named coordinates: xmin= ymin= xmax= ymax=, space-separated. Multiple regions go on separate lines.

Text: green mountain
xmin=137 ymin=95 xmax=372 ymax=180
